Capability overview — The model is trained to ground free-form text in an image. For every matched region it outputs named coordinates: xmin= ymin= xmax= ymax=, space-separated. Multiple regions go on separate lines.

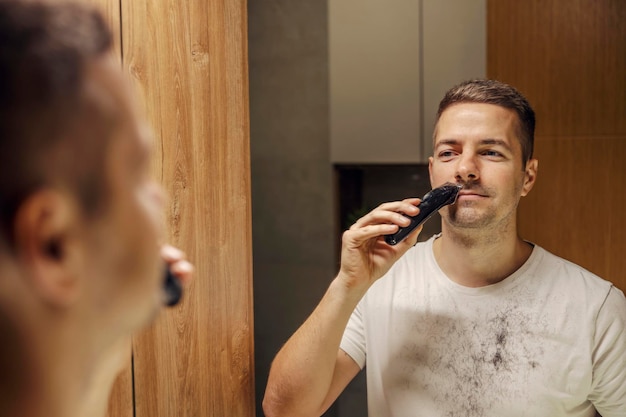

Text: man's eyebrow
xmin=480 ymin=138 xmax=510 ymax=147
xmin=434 ymin=139 xmax=460 ymax=148
xmin=479 ymin=139 xmax=514 ymax=152
xmin=434 ymin=138 xmax=512 ymax=149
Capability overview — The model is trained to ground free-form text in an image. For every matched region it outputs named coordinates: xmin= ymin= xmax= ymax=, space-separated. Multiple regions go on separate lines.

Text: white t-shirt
xmin=340 ymin=235 xmax=626 ymax=417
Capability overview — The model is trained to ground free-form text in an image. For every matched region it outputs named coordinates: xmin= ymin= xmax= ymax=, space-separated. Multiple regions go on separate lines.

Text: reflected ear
xmin=12 ymin=189 xmax=82 ymax=308
xmin=521 ymin=158 xmax=538 ymax=197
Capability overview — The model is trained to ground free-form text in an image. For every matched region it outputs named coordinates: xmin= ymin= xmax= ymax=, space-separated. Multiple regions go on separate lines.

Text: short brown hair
xmin=0 ymin=0 xmax=112 ymax=245
xmin=435 ymin=79 xmax=536 ymax=164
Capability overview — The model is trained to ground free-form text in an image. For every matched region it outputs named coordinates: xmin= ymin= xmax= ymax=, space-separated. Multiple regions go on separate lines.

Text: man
xmin=0 ymin=1 xmax=192 ymax=416
xmin=263 ymin=79 xmax=626 ymax=416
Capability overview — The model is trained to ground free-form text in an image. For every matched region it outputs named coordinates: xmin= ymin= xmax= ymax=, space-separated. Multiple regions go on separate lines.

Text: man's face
xmin=77 ymin=56 xmax=165 ymax=335
xmin=428 ymin=102 xmax=537 ymax=230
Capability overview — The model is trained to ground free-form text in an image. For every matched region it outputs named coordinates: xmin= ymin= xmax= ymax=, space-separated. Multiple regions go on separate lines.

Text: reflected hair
xmin=0 ymin=0 xmax=113 ymax=246
xmin=435 ymin=79 xmax=536 ymax=164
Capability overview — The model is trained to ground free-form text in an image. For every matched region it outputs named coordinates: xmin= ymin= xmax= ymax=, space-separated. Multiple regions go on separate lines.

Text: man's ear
xmin=12 ymin=189 xmax=82 ymax=308
xmin=521 ymin=158 xmax=539 ymax=197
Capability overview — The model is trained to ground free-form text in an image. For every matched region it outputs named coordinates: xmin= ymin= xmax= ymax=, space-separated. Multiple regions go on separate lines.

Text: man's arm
xmin=263 ymin=277 xmax=364 ymax=417
xmin=263 ymin=199 xmax=422 ymax=417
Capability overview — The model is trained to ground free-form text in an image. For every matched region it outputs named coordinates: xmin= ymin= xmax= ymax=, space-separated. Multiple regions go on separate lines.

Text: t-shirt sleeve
xmin=588 ymin=285 xmax=626 ymax=416
xmin=340 ymin=303 xmax=366 ymax=369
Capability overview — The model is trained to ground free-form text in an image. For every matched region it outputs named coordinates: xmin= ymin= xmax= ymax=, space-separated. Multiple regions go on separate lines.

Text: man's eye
xmin=483 ymin=150 xmax=503 ymax=157
xmin=438 ymin=150 xmax=456 ymax=158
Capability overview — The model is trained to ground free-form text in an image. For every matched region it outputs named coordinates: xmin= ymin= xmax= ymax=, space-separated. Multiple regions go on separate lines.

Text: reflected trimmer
xmin=384 ymin=183 xmax=463 ymax=246
xmin=163 ymin=266 xmax=183 ymax=307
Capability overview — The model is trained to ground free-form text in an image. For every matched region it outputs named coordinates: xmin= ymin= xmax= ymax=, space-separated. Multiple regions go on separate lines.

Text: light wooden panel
xmin=488 ymin=0 xmax=626 ymax=292
xmin=121 ymin=1 xmax=255 ymax=417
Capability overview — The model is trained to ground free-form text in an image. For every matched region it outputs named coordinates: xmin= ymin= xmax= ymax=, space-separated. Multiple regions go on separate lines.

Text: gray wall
xmin=247 ymin=1 xmax=339 ymax=416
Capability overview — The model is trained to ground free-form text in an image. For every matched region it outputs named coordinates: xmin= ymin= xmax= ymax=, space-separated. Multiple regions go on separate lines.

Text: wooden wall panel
xmin=488 ymin=0 xmax=626 ymax=136
xmin=121 ymin=1 xmax=255 ymax=417
xmin=488 ymin=0 xmax=626 ymax=291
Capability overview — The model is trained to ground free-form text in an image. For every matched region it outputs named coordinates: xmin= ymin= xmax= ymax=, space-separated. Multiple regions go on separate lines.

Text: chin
xmin=142 ymin=293 xmax=164 ymax=326
xmin=124 ymin=292 xmax=164 ymax=333
xmin=447 ymin=212 xmax=494 ymax=229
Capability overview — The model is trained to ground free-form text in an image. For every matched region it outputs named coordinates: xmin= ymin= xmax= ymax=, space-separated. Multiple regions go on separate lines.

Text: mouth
xmin=457 ymin=190 xmax=488 ymax=199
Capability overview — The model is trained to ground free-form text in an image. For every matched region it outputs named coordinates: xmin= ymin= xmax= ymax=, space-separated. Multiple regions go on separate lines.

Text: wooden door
xmin=488 ymin=0 xmax=626 ymax=291
xmin=80 ymin=1 xmax=255 ymax=416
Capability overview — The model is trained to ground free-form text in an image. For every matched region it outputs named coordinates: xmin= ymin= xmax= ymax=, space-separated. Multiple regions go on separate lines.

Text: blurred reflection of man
xmin=0 ymin=1 xmax=193 ymax=416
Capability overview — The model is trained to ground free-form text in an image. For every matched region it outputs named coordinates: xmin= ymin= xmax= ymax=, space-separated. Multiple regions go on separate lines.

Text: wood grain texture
xmin=488 ymin=0 xmax=626 ymax=137
xmin=121 ymin=1 xmax=255 ymax=416
xmin=488 ymin=0 xmax=626 ymax=292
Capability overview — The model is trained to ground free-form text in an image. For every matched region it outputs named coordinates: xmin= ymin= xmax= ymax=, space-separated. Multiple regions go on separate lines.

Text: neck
xmin=0 ymin=275 xmax=128 ymax=417
xmin=23 ymin=325 xmax=128 ymax=417
xmin=434 ymin=221 xmax=533 ymax=287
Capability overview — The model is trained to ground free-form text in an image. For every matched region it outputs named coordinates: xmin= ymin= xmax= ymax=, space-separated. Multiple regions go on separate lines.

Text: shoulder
xmin=531 ymin=245 xmax=617 ymax=301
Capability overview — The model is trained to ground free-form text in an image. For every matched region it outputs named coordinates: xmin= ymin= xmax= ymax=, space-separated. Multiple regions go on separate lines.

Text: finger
xmin=352 ymin=205 xmax=422 ymax=230
xmin=401 ymin=197 xmax=422 ymax=206
xmin=401 ymin=223 xmax=424 ymax=248
xmin=344 ymin=223 xmax=399 ymax=247
xmin=161 ymin=244 xmax=194 ymax=284
xmin=161 ymin=244 xmax=186 ymax=262
xmin=169 ymin=260 xmax=194 ymax=284
xmin=351 ymin=211 xmax=407 ymax=230
xmin=376 ymin=199 xmax=421 ymax=215
xmin=352 ymin=200 xmax=421 ymax=229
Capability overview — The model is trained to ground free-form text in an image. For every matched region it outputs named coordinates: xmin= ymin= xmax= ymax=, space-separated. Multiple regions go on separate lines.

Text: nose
xmin=455 ymin=153 xmax=479 ymax=183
